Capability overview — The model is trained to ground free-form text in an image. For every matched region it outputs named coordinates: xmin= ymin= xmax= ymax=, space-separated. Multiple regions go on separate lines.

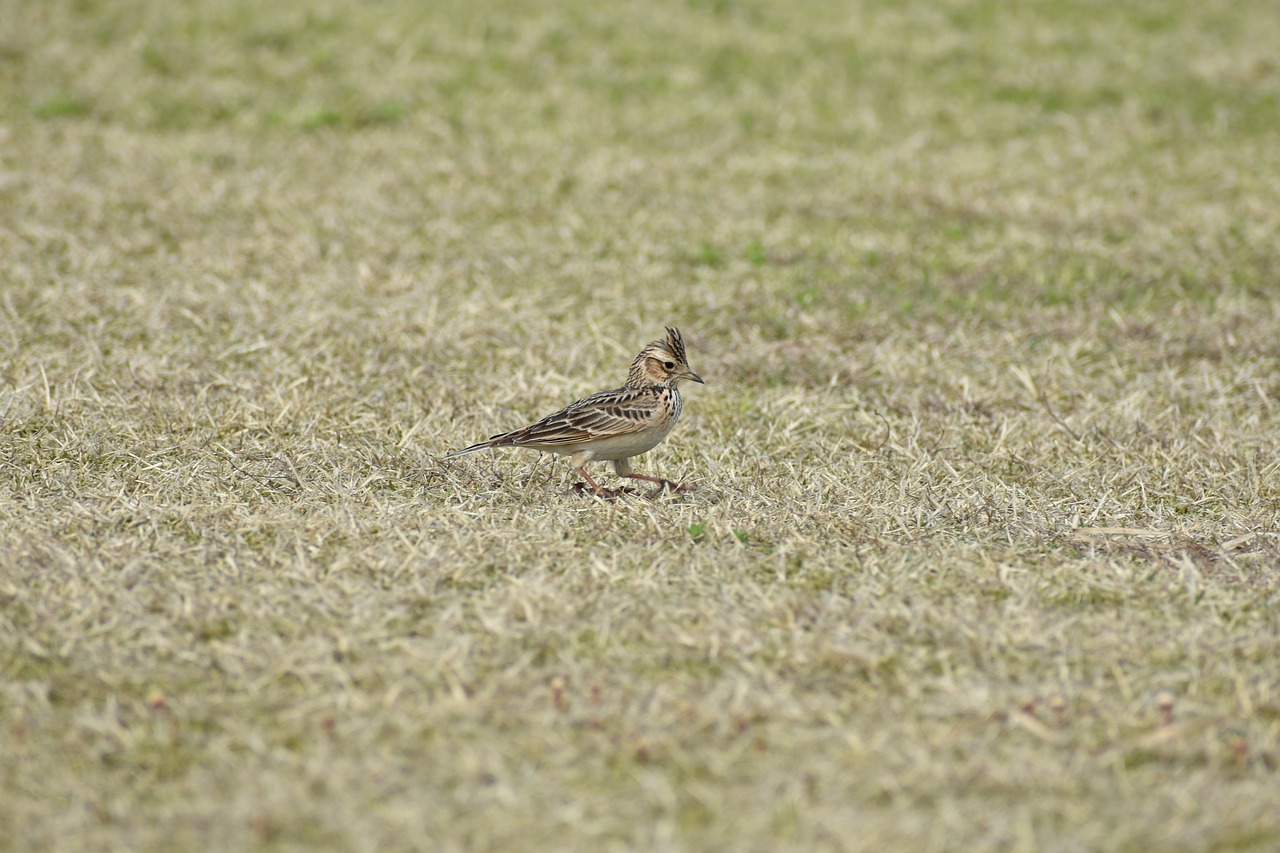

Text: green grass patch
xmin=34 ymin=93 xmax=91 ymax=118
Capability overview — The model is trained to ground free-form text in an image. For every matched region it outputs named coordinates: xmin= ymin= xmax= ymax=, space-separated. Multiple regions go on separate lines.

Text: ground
xmin=2 ymin=0 xmax=1279 ymax=849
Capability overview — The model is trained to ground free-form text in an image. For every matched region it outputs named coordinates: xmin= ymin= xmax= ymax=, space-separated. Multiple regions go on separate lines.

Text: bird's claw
xmin=566 ymin=480 xmax=694 ymax=501
xmin=645 ymin=479 xmax=693 ymax=499
xmin=567 ymin=482 xmax=638 ymax=501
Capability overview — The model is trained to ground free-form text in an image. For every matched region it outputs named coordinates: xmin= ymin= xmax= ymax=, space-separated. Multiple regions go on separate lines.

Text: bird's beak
xmin=687 ymin=370 xmax=705 ymax=384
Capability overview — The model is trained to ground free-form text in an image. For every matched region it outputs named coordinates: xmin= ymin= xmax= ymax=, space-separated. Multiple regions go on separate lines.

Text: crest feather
xmin=663 ymin=327 xmax=686 ymax=364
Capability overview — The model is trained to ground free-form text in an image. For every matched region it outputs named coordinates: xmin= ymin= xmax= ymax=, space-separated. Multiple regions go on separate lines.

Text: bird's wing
xmin=492 ymin=387 xmax=660 ymax=448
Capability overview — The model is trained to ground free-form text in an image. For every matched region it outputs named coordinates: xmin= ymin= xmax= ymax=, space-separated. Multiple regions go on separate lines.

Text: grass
xmin=2 ymin=0 xmax=1279 ymax=849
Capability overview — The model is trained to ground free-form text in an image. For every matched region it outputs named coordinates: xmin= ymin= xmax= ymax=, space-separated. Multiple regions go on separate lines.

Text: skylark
xmin=445 ymin=327 xmax=704 ymax=497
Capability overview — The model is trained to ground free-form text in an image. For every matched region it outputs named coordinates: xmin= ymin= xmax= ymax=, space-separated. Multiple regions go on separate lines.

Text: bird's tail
xmin=442 ymin=441 xmax=495 ymax=460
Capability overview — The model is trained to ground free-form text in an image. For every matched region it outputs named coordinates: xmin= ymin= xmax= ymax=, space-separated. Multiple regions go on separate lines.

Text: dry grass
xmin=3 ymin=0 xmax=1280 ymax=849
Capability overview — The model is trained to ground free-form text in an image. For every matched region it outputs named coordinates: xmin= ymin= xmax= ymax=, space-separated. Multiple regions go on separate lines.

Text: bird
xmin=445 ymin=327 xmax=704 ymax=497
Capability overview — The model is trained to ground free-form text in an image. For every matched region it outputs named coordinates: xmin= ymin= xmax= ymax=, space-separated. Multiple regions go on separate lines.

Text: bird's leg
xmin=566 ymin=454 xmax=617 ymax=498
xmin=575 ymin=466 xmax=609 ymax=497
xmin=569 ymin=452 xmax=610 ymax=497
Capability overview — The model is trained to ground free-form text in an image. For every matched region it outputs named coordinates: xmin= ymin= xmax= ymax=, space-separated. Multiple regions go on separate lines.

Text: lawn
xmin=2 ymin=0 xmax=1279 ymax=849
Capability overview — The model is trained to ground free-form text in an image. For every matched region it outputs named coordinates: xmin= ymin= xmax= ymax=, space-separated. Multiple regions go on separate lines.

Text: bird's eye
xmin=663 ymin=361 xmax=675 ymax=370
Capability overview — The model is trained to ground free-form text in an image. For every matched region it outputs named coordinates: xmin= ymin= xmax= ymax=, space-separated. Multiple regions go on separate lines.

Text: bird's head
xmin=627 ymin=327 xmax=704 ymax=388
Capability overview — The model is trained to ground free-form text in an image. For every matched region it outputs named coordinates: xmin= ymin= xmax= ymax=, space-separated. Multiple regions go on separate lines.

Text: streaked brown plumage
xmin=445 ymin=327 xmax=704 ymax=496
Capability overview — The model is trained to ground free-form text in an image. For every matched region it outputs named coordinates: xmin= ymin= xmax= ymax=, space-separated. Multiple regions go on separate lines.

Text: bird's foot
xmin=643 ymin=479 xmax=694 ymax=499
xmin=567 ymin=481 xmax=640 ymax=501
xmin=566 ymin=476 xmax=694 ymax=501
